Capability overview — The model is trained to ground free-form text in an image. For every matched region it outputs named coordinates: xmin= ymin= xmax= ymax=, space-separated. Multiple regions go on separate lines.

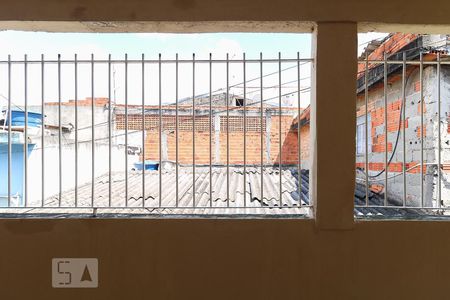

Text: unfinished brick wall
xmin=144 ymin=131 xmax=214 ymax=165
xmin=354 ymin=64 xmax=444 ymax=205
xmin=355 ymin=79 xmax=422 ymax=172
xmin=299 ymin=125 xmax=310 ymax=165
xmin=270 ymin=116 xmax=299 ymax=164
xmin=116 ymin=114 xmax=214 ymax=132
xmin=117 ymin=112 xmax=305 ymax=166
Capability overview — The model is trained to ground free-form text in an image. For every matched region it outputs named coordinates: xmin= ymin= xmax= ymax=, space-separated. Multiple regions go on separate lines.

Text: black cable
xmin=178 ymin=60 xmax=310 ymax=103
xmin=367 ymin=56 xmax=415 ymax=178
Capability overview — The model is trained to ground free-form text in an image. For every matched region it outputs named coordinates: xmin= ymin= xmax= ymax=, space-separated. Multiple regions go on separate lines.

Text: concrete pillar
xmin=311 ymin=22 xmax=357 ymax=229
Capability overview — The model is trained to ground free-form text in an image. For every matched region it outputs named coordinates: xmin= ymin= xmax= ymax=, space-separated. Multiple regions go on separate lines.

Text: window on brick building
xmin=356 ymin=115 xmax=371 ymax=155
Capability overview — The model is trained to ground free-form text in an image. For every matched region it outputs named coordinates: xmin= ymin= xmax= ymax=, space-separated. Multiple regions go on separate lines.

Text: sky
xmin=358 ymin=32 xmax=389 ymax=55
xmin=0 ymin=31 xmax=387 ymax=109
xmin=0 ymin=31 xmax=312 ymax=60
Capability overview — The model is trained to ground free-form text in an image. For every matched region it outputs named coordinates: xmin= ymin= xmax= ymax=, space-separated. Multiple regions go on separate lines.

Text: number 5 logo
xmin=56 ymin=260 xmax=72 ymax=286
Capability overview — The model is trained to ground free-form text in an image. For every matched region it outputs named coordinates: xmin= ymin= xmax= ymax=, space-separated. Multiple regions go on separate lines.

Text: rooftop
xmin=42 ymin=167 xmax=308 ymax=216
xmin=356 ymin=34 xmax=449 ymax=94
xmin=11 ymin=167 xmax=431 ymax=218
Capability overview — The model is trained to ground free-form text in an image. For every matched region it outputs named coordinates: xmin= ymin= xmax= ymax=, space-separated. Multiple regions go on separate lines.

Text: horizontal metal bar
xmin=0 ymin=213 xmax=311 ymax=219
xmin=4 ymin=57 xmax=448 ymax=65
xmin=355 ymin=205 xmax=445 ymax=210
xmin=0 ymin=58 xmax=314 ymax=64
xmin=0 ymin=205 xmax=312 ymax=210
xmin=358 ymin=59 xmax=450 ymax=65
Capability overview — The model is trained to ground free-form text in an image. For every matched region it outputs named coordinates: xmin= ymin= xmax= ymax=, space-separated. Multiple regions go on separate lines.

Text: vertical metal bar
xmin=124 ymin=54 xmax=128 ymax=206
xmin=365 ymin=54 xmax=369 ymax=206
xmin=278 ymin=52 xmax=282 ymax=207
xmin=420 ymin=52 xmax=424 ymax=208
xmin=260 ymin=52 xmax=264 ymax=207
xmin=192 ymin=53 xmax=196 ymax=208
xmin=243 ymin=53 xmax=247 ymax=208
xmin=297 ymin=52 xmax=302 ymax=206
xmin=437 ymin=52 xmax=442 ymax=208
xmin=141 ymin=54 xmax=145 ymax=207
xmin=402 ymin=52 xmax=407 ymax=207
xmin=108 ymin=54 xmax=112 ymax=207
xmin=24 ymin=55 xmax=28 ymax=207
xmin=58 ymin=54 xmax=62 ymax=207
xmin=91 ymin=54 xmax=95 ymax=207
xmin=226 ymin=53 xmax=230 ymax=207
xmin=175 ymin=53 xmax=179 ymax=207
xmin=383 ymin=52 xmax=388 ymax=207
xmin=74 ymin=54 xmax=79 ymax=207
xmin=7 ymin=55 xmax=11 ymax=207
xmin=209 ymin=53 xmax=213 ymax=207
xmin=159 ymin=53 xmax=162 ymax=207
xmin=41 ymin=54 xmax=45 ymax=207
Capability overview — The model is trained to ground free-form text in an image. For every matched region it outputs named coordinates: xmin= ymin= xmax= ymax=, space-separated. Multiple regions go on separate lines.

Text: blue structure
xmin=0 ymin=110 xmax=41 ymax=207
xmin=0 ymin=141 xmax=35 ymax=206
xmin=1 ymin=110 xmax=42 ymax=127
xmin=134 ymin=160 xmax=159 ymax=171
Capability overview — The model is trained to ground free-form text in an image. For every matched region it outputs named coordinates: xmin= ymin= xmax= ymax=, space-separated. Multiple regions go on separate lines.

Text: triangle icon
xmin=80 ymin=265 xmax=92 ymax=282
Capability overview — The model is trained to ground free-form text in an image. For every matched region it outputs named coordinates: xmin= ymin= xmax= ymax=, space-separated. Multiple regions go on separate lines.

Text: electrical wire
xmin=362 ymin=51 xmax=416 ymax=179
xmin=0 ymin=94 xmax=25 ymax=112
xmin=177 ymin=60 xmax=311 ymax=104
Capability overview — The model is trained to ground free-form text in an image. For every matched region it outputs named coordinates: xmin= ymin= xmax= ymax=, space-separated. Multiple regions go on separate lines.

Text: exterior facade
xmin=1 ymin=95 xmax=307 ymax=206
xmin=0 ymin=98 xmax=129 ymax=206
xmin=299 ymin=33 xmax=450 ymax=207
xmin=115 ymin=99 xmax=305 ymax=167
xmin=355 ymin=33 xmax=450 ymax=207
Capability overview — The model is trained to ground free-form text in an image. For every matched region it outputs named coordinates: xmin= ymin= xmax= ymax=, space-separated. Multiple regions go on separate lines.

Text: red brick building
xmin=115 ymin=103 xmax=306 ymax=167
xmin=301 ymin=33 xmax=450 ymax=206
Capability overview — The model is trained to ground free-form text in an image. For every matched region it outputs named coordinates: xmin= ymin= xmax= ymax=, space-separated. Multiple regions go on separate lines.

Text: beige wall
xmin=2 ymin=1 xmax=450 ymax=300
xmin=2 ymin=219 xmax=450 ymax=300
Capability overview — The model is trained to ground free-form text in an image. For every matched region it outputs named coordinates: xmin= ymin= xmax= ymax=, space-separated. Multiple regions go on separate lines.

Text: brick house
xmin=115 ymin=93 xmax=306 ymax=167
xmin=300 ymin=33 xmax=450 ymax=207
xmin=357 ymin=33 xmax=450 ymax=207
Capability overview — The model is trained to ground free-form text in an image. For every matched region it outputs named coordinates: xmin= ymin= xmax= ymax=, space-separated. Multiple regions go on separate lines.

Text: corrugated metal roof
xmin=44 ymin=167 xmax=309 ymax=215
xmin=41 ymin=167 xmax=431 ymax=217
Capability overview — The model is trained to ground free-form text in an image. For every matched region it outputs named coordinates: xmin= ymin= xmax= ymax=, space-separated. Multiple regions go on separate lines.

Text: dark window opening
xmin=235 ymin=98 xmax=244 ymax=107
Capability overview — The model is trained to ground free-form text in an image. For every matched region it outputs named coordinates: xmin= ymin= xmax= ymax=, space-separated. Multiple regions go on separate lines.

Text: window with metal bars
xmin=355 ymin=32 xmax=450 ymax=218
xmin=0 ymin=48 xmax=313 ymax=217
